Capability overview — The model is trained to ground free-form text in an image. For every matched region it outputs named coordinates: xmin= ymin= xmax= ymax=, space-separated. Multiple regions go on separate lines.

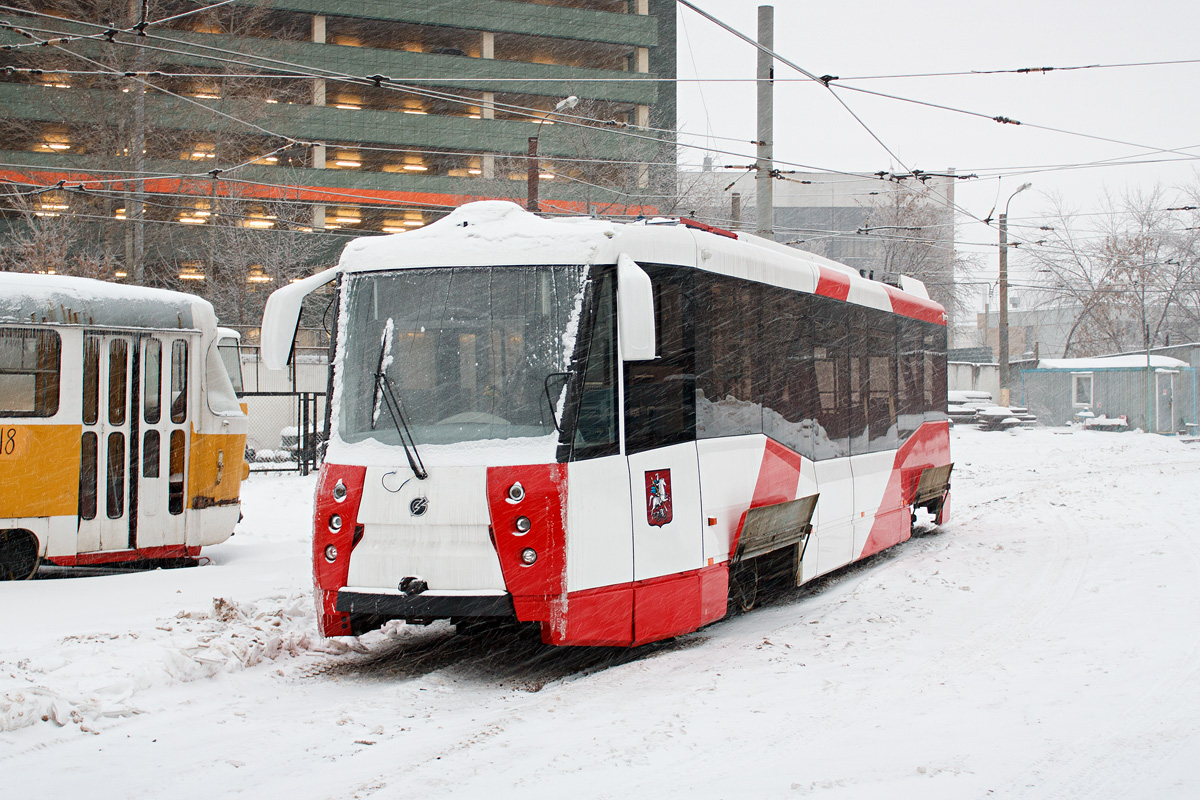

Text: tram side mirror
xmin=616 ymin=254 xmax=656 ymax=361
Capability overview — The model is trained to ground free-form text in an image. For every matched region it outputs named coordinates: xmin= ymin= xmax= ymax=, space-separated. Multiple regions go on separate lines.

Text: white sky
xmin=674 ymin=0 xmax=1200 ymax=305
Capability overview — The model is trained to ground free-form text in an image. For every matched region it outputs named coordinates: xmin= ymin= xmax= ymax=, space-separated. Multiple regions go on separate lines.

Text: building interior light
xmin=194 ymin=210 xmax=211 ymax=217
xmin=539 ymin=173 xmax=554 ymax=179
xmin=46 ymin=142 xmax=71 ymax=150
xmin=467 ymin=114 xmax=481 ymax=120
xmin=403 ymin=164 xmax=428 ymax=171
xmin=467 ymin=168 xmax=482 ymax=175
xmin=334 ymin=160 xmax=361 ymax=168
xmin=335 ymin=216 xmax=361 ymax=225
xmin=179 ymin=216 xmax=207 ymax=225
xmin=114 ymin=271 xmax=127 ymax=278
xmin=265 ymin=98 xmax=279 ymax=104
xmin=194 ymin=93 xmax=221 ymax=100
xmin=34 ymin=212 xmax=60 ymax=218
xmin=256 ymin=156 xmax=279 ymax=164
xmin=404 ymin=220 xmax=424 ymax=227
xmin=40 ymin=203 xmax=69 ymax=211
xmin=44 ymin=83 xmax=70 ymax=89
xmin=247 ymin=268 xmax=271 ymax=284
xmin=335 ymin=104 xmax=361 ymax=110
xmin=402 ymin=109 xmax=428 ymax=115
xmin=381 ymin=224 xmax=407 ymax=233
xmin=243 ymin=219 xmax=274 ymax=229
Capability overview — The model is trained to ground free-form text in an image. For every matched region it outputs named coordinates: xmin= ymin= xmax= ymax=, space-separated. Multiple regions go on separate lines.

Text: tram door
xmin=136 ymin=336 xmax=188 ymax=548
xmin=78 ymin=333 xmax=136 ymax=553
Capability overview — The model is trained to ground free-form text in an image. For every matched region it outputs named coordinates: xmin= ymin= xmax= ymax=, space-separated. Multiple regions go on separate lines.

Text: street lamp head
xmin=1016 ymin=181 xmax=1032 ymax=193
xmin=555 ymin=95 xmax=579 ymax=112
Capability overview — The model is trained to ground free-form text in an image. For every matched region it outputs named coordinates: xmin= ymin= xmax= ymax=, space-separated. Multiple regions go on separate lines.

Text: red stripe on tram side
xmin=858 ymin=420 xmax=952 ymax=560
xmin=882 ymin=284 xmax=947 ymax=325
xmin=730 ymin=438 xmax=804 ymax=558
xmin=46 ymin=544 xmax=201 ymax=567
xmin=815 ymin=266 xmax=852 ymax=301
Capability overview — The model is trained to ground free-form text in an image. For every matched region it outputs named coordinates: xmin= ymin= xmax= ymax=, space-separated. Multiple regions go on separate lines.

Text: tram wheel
xmin=730 ymin=562 xmax=759 ymax=613
xmin=0 ymin=529 xmax=39 ymax=581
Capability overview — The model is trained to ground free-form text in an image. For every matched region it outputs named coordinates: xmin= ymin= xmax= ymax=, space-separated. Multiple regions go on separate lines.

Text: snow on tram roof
xmin=328 ymin=201 xmax=945 ymax=326
xmin=0 ymin=272 xmax=209 ymax=330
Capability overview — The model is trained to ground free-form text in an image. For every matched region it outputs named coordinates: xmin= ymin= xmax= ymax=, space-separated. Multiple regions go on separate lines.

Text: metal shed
xmin=1019 ymin=355 xmax=1198 ymax=433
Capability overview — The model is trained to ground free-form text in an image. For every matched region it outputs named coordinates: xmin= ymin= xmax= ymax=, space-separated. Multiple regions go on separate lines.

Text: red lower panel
xmin=633 ymin=571 xmax=702 ymax=646
xmin=859 ymin=421 xmax=952 ymax=559
xmin=543 ymin=584 xmax=633 ymax=646
xmin=47 ymin=545 xmax=200 ymax=566
xmin=699 ymin=564 xmax=730 ymax=626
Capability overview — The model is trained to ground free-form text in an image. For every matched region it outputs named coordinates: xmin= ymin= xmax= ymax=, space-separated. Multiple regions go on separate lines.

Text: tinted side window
xmin=762 ymin=286 xmax=819 ymax=458
xmin=695 ymin=273 xmax=763 ymax=439
xmin=624 ymin=266 xmax=695 ymax=455
xmin=170 ymin=339 xmax=188 ymax=424
xmin=811 ymin=298 xmax=850 ymax=459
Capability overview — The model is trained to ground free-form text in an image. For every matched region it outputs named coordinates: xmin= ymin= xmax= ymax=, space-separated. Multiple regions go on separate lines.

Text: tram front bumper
xmin=336 ymin=587 xmax=515 ymax=620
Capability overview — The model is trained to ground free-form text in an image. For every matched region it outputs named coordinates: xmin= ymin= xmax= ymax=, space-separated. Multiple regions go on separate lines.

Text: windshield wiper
xmin=372 ymin=339 xmax=428 ymax=480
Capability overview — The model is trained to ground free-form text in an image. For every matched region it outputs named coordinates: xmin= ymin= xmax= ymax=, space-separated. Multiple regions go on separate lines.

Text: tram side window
xmin=82 ymin=334 xmax=100 ymax=425
xmin=168 ymin=429 xmax=185 ymax=515
xmin=859 ymin=309 xmax=898 ymax=454
xmin=896 ymin=318 xmax=925 ymax=441
xmin=144 ymin=339 xmax=162 ymax=424
xmin=811 ymin=299 xmax=850 ymax=459
xmin=925 ymin=324 xmax=948 ymax=422
xmin=624 ymin=265 xmax=696 ymax=455
xmin=0 ymin=328 xmax=61 ymax=417
xmin=170 ymin=339 xmax=188 ymax=423
xmin=79 ymin=431 xmax=98 ymax=520
xmin=561 ymin=269 xmax=619 ymax=461
xmin=106 ymin=431 xmax=125 ymax=519
xmin=108 ymin=339 xmax=128 ymax=426
xmin=143 ymin=430 xmax=160 ymax=478
xmin=695 ymin=273 xmax=763 ymax=439
xmin=761 ymin=286 xmax=819 ymax=458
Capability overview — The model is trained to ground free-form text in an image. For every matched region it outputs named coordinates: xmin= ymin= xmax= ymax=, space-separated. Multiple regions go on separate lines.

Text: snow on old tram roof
xmin=0 ymin=272 xmax=205 ymax=330
xmin=332 ymin=201 xmax=946 ymax=326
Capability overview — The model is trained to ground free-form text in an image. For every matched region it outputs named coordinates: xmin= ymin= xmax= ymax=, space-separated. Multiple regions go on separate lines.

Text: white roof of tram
xmin=0 ymin=272 xmax=212 ymax=331
xmin=260 ymin=201 xmax=946 ymax=370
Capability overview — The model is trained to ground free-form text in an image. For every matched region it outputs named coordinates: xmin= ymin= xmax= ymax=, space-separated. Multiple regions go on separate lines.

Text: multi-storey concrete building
xmin=0 ymin=0 xmax=676 ymax=308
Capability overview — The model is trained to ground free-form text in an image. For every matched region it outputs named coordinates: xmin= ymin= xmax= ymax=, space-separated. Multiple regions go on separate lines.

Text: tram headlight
xmin=324 ymin=544 xmax=338 ymax=563
xmin=328 ymin=513 xmax=343 ymax=532
xmin=514 ymin=515 xmax=531 ymax=534
xmin=520 ymin=547 xmax=537 ymax=566
xmin=507 ymin=482 xmax=525 ymax=503
xmin=332 ymin=479 xmax=347 ymax=502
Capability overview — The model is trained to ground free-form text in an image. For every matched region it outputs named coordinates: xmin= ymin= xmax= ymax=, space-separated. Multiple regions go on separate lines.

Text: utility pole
xmin=998 ymin=213 xmax=1009 ymax=397
xmin=755 ymin=5 xmax=773 ymax=240
xmin=998 ymin=182 xmax=1031 ymax=400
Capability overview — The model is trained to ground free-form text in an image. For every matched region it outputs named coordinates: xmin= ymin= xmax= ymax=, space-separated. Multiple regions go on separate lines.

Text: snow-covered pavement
xmin=3 ymin=427 xmax=1199 ymax=799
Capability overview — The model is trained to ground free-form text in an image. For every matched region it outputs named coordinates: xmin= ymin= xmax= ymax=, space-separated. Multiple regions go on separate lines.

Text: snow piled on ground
xmin=3 ymin=428 xmax=1200 ymax=799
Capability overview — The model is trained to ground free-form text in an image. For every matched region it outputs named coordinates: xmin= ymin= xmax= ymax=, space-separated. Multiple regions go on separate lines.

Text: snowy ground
xmin=3 ymin=426 xmax=1199 ymax=799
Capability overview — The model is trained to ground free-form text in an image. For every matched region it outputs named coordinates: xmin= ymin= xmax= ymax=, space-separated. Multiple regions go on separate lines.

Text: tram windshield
xmin=338 ymin=265 xmax=617 ymax=457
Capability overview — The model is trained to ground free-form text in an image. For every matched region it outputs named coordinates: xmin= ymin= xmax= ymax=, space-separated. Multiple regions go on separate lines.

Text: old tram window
xmin=144 ymin=339 xmax=162 ymax=424
xmin=0 ymin=327 xmax=61 ymax=417
xmin=106 ymin=432 xmax=126 ymax=519
xmin=82 ymin=334 xmax=100 ymax=425
xmin=79 ymin=432 xmax=98 ymax=520
xmin=108 ymin=339 xmax=128 ymax=426
xmin=170 ymin=339 xmax=188 ymax=423
xmin=168 ymin=429 xmax=185 ymax=515
xmin=143 ymin=430 xmax=161 ymax=478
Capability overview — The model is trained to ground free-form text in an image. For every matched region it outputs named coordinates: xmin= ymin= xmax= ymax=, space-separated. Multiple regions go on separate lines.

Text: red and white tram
xmin=261 ymin=201 xmax=951 ymax=646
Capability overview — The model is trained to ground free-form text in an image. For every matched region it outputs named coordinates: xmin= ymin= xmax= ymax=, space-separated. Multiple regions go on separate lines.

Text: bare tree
xmin=1027 ymin=186 xmax=1199 ymax=356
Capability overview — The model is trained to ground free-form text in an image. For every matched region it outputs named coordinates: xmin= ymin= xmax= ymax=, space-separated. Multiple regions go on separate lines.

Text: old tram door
xmin=78 ymin=333 xmax=191 ymax=554
xmin=77 ymin=333 xmax=136 ymax=553
xmin=136 ymin=336 xmax=189 ymax=548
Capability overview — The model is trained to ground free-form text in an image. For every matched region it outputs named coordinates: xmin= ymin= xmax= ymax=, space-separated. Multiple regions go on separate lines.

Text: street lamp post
xmin=527 ymin=95 xmax=578 ymax=212
xmin=998 ymin=181 xmax=1031 ymax=398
